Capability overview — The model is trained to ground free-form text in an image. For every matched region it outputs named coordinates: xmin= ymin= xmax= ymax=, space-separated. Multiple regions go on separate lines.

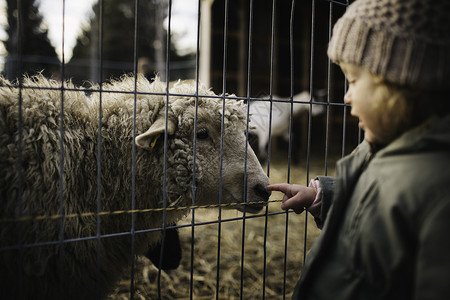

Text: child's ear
xmin=135 ymin=115 xmax=176 ymax=150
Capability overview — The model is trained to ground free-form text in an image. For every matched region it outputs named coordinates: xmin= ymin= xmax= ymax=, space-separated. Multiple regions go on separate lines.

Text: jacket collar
xmin=377 ymin=114 xmax=450 ymax=158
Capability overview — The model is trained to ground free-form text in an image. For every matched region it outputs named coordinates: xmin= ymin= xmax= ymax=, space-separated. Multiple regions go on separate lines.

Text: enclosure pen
xmin=0 ymin=0 xmax=363 ymax=299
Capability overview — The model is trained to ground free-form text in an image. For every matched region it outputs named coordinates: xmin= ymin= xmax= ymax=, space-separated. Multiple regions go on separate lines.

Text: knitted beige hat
xmin=327 ymin=0 xmax=450 ymax=90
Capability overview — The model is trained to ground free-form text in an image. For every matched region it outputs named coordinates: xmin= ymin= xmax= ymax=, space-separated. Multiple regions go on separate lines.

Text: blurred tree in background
xmin=2 ymin=0 xmax=196 ymax=83
xmin=3 ymin=0 xmax=59 ymax=80
xmin=66 ymin=0 xmax=195 ymax=84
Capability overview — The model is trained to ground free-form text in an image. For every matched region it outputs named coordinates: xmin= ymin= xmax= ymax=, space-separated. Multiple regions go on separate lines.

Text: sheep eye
xmin=196 ymin=128 xmax=209 ymax=139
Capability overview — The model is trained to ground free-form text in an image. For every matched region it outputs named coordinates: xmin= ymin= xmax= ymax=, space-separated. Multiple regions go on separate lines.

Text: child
xmin=267 ymin=0 xmax=450 ymax=299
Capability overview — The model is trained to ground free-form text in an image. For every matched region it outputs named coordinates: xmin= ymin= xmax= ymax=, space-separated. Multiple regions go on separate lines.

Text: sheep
xmin=248 ymin=91 xmax=324 ymax=163
xmin=0 ymin=74 xmax=271 ymax=300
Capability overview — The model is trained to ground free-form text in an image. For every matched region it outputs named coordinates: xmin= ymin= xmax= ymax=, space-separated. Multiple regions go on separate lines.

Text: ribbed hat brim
xmin=328 ymin=10 xmax=450 ymax=90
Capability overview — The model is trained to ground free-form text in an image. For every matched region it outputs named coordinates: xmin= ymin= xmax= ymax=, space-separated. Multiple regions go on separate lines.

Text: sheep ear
xmin=135 ymin=116 xmax=176 ymax=150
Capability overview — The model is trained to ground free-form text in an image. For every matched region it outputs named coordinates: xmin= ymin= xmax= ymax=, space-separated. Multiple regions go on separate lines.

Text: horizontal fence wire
xmin=1 ymin=209 xmax=295 ymax=253
xmin=0 ymin=200 xmax=283 ymax=224
xmin=0 ymin=82 xmax=347 ymax=107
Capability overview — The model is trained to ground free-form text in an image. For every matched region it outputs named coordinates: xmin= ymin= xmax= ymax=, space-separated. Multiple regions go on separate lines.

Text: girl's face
xmin=340 ymin=63 xmax=392 ymax=145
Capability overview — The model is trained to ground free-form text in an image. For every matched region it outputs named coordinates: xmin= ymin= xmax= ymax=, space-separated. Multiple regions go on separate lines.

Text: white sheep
xmin=0 ymin=74 xmax=270 ymax=300
xmin=249 ymin=92 xmax=324 ymax=162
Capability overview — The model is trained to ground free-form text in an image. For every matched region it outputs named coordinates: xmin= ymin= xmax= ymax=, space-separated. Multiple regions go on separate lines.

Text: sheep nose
xmin=253 ymin=183 xmax=271 ymax=200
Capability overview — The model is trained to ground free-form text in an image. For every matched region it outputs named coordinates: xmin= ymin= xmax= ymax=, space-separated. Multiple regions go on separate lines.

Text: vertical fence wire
xmin=325 ymin=0 xmax=333 ymax=176
xmin=129 ymin=0 xmax=142 ymax=298
xmin=190 ymin=1 xmax=202 ymax=299
xmin=157 ymin=1 xmax=173 ymax=298
xmin=262 ymin=0 xmax=278 ymax=298
xmin=341 ymin=0 xmax=362 ymax=145
xmin=240 ymin=0 xmax=256 ymax=298
xmin=190 ymin=118 xmax=198 ymax=300
xmin=15 ymin=1 xmax=24 ymax=299
xmin=59 ymin=0 xmax=66 ymax=80
xmin=216 ymin=0 xmax=231 ymax=297
xmin=303 ymin=0 xmax=317 ymax=264
xmin=341 ymin=0 xmax=350 ymax=157
xmin=57 ymin=0 xmax=67 ymax=296
xmin=281 ymin=0 xmax=297 ymax=298
xmin=96 ymin=0 xmax=105 ymax=298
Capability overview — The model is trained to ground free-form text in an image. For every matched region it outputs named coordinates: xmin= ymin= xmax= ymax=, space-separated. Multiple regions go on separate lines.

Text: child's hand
xmin=267 ymin=183 xmax=316 ymax=214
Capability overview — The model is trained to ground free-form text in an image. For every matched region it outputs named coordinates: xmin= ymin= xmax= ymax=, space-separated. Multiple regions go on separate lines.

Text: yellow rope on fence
xmin=0 ymin=199 xmax=283 ymax=223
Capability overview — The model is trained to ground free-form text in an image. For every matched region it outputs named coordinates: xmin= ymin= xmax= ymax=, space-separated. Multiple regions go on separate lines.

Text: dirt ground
xmin=108 ymin=154 xmax=337 ymax=299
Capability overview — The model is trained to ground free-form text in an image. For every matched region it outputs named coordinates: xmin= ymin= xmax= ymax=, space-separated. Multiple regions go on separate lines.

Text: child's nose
xmin=344 ymin=90 xmax=351 ymax=105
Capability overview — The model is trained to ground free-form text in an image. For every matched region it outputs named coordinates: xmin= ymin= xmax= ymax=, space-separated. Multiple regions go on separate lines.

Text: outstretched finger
xmin=266 ymin=183 xmax=292 ymax=194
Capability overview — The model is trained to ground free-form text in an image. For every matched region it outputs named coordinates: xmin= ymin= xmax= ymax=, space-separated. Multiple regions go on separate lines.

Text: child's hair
xmin=371 ymin=74 xmax=450 ymax=144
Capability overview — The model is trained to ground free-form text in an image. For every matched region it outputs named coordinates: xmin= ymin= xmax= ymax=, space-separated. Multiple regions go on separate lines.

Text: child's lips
xmin=351 ymin=111 xmax=363 ymax=129
xmin=358 ymin=120 xmax=364 ymax=129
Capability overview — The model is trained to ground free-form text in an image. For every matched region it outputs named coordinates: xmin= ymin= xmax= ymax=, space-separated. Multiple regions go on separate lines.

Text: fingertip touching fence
xmin=1 ymin=0 xmax=360 ymax=299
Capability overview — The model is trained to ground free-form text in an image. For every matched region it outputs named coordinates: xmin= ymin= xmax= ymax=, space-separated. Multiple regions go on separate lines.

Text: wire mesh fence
xmin=1 ymin=0 xmax=360 ymax=299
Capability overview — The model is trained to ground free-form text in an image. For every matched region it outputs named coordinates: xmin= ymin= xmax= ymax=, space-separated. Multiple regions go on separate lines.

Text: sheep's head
xmin=135 ymin=80 xmax=270 ymax=213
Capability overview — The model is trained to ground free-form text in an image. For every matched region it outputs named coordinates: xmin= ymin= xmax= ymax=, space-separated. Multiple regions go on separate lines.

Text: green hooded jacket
xmin=293 ymin=115 xmax=450 ymax=300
